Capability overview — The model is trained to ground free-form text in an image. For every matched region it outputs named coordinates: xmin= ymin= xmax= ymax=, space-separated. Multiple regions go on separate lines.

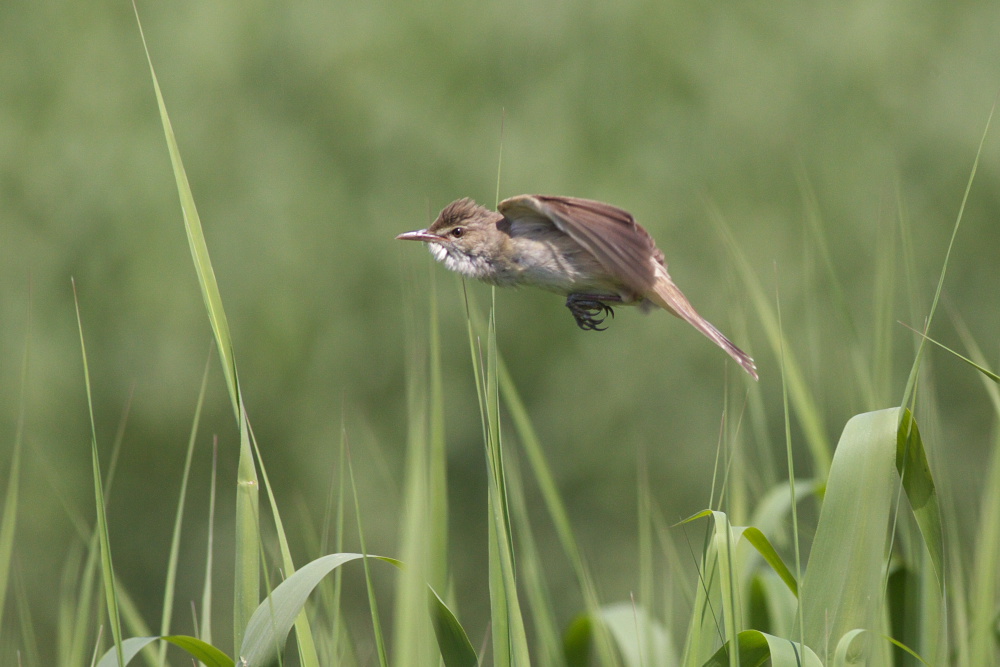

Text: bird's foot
xmin=566 ymin=294 xmax=615 ymax=331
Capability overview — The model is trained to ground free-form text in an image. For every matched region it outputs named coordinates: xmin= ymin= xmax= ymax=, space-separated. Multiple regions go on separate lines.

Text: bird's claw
xmin=566 ymin=295 xmax=615 ymax=331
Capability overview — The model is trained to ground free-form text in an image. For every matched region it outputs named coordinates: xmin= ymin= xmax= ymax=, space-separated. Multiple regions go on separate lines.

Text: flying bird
xmin=397 ymin=195 xmax=757 ymax=380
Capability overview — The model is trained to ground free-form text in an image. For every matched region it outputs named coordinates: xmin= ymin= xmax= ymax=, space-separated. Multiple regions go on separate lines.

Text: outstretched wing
xmin=498 ymin=194 xmax=660 ymax=294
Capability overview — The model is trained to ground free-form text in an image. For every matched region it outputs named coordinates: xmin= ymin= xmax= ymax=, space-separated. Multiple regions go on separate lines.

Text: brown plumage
xmin=397 ymin=194 xmax=757 ymax=380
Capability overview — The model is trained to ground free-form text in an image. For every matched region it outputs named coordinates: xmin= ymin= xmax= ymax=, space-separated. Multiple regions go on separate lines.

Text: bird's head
xmin=396 ymin=198 xmax=507 ymax=279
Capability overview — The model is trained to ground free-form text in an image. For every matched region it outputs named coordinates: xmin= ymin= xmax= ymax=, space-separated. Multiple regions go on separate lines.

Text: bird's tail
xmin=647 ymin=265 xmax=758 ymax=381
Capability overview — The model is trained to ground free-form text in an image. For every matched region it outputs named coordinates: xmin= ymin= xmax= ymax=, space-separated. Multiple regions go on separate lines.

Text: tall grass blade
xmin=505 ymin=456 xmax=565 ymax=665
xmin=246 ymin=424 xmax=321 ymax=666
xmin=899 ymin=96 xmax=996 ymax=411
xmin=951 ymin=319 xmax=1000 ymax=665
xmin=0 ymin=293 xmax=30 ymax=636
xmin=156 ymin=350 xmax=212 ymax=666
xmin=130 ymin=4 xmax=261 ymax=653
xmin=73 ymin=281 xmax=125 ymax=667
xmin=347 ymin=451 xmax=389 ymax=667
xmin=394 ymin=337 xmax=437 ymax=664
xmin=427 ymin=271 xmax=450 ymax=591
xmin=464 ymin=289 xmax=530 ymax=666
xmin=464 ymin=292 xmax=618 ymax=664
xmin=233 ymin=402 xmax=259 ymax=657
xmin=711 ymin=206 xmax=831 ymax=476
xmin=201 ymin=437 xmax=219 ymax=644
xmin=131 ymin=2 xmax=238 ymax=416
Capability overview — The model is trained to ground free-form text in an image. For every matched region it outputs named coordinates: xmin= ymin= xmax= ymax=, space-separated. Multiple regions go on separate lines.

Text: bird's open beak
xmin=395 ymin=229 xmax=443 ymax=243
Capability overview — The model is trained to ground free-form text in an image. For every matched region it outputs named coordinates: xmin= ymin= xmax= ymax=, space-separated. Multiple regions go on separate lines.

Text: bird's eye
xmin=450 ymin=227 xmax=464 ymax=238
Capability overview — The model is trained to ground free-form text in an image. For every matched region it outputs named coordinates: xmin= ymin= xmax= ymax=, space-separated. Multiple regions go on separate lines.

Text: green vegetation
xmin=2 ymin=2 xmax=1000 ymax=665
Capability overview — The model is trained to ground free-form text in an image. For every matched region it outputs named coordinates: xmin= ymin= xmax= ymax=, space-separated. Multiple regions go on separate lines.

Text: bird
xmin=396 ymin=194 xmax=757 ymax=380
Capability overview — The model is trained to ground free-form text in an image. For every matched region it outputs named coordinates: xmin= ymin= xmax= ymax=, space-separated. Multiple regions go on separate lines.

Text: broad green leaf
xmin=796 ymin=408 xmax=944 ymax=659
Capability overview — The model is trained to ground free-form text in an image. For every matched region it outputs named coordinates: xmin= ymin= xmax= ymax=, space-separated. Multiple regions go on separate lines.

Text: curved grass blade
xmin=737 ymin=527 xmax=797 ymax=597
xmin=239 ymin=553 xmax=476 ymax=667
xmin=703 ymin=630 xmax=822 ymax=667
xmin=96 ymin=635 xmax=234 ymax=667
xmin=900 ymin=323 xmax=999 ymax=384
xmin=899 ymin=95 xmax=996 ymax=411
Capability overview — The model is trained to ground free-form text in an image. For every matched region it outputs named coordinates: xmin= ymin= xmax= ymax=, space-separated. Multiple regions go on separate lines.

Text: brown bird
xmin=397 ymin=195 xmax=757 ymax=380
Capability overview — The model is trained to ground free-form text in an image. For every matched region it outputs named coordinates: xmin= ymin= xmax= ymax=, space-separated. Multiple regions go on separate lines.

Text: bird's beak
xmin=395 ymin=229 xmax=443 ymax=243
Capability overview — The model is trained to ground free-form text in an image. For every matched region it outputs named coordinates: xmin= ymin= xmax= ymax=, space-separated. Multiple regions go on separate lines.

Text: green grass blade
xmin=901 ymin=324 xmax=999 ymax=384
xmin=951 ymin=318 xmax=1000 ymax=665
xmin=464 ymin=290 xmax=530 ymax=666
xmin=896 ymin=410 xmax=944 ymax=592
xmin=233 ymin=400 xmax=260 ymax=655
xmin=505 ymin=455 xmax=565 ymax=665
xmin=463 ymin=290 xmax=617 ymax=664
xmin=238 ymin=553 xmax=476 ymax=667
xmin=0 ymin=293 xmax=30 ymax=636
xmin=156 ymin=349 xmax=212 ymax=666
xmin=246 ymin=423 xmax=321 ymax=667
xmin=392 ymin=284 xmax=441 ymax=666
xmin=130 ymin=5 xmax=261 ymax=653
xmin=15 ymin=569 xmax=41 ymax=666
xmin=97 ymin=635 xmax=234 ymax=667
xmin=131 ymin=2 xmax=238 ymax=417
xmin=200 ymin=437 xmax=219 ymax=644
xmin=899 ymin=96 xmax=996 ymax=411
xmin=427 ymin=270 xmax=450 ymax=592
xmin=348 ymin=452 xmax=389 ymax=667
xmin=73 ymin=281 xmax=125 ymax=667
xmin=737 ymin=528 xmax=797 ymax=598
xmin=711 ymin=206 xmax=831 ymax=477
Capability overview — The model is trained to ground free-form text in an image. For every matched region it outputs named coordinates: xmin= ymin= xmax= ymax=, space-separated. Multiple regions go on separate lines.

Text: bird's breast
xmin=508 ymin=234 xmax=621 ymax=295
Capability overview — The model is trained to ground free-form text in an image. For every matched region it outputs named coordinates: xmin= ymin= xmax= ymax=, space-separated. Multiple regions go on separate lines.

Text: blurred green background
xmin=2 ymin=0 xmax=999 ymax=660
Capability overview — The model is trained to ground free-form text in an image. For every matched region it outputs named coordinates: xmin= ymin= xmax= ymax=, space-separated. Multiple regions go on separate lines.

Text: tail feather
xmin=647 ymin=267 xmax=758 ymax=381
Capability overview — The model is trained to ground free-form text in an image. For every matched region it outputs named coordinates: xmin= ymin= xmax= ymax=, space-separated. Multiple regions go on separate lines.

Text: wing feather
xmin=498 ymin=195 xmax=658 ymax=293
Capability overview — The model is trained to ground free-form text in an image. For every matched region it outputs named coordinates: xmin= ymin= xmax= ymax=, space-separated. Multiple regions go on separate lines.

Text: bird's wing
xmin=498 ymin=194 xmax=658 ymax=293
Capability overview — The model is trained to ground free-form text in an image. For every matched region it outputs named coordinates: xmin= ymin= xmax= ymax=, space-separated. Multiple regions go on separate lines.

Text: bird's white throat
xmin=429 ymin=243 xmax=495 ymax=281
